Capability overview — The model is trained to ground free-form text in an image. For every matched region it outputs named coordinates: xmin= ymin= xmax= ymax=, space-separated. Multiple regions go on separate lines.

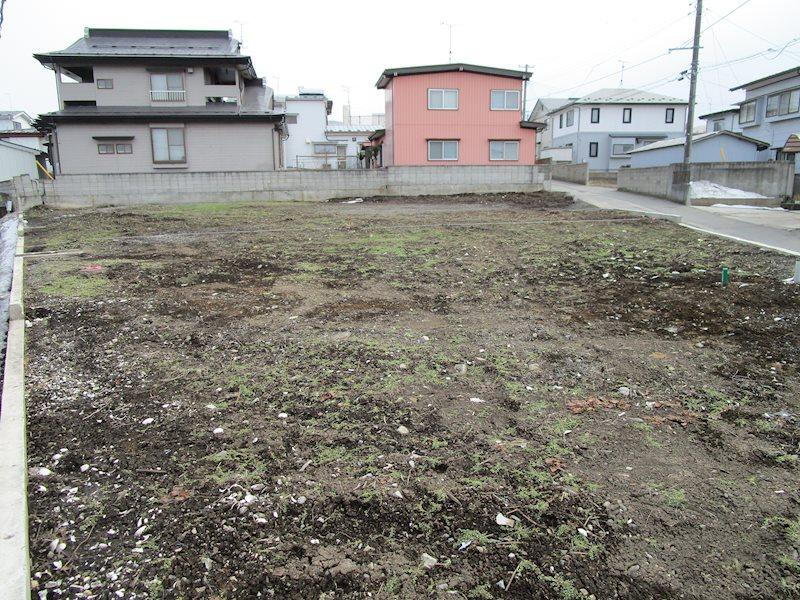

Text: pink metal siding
xmin=385 ymin=71 xmax=536 ymax=166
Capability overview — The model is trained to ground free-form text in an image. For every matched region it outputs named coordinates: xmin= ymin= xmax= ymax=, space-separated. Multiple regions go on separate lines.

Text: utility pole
xmin=681 ymin=0 xmax=703 ymax=206
xmin=522 ymin=64 xmax=530 ymax=121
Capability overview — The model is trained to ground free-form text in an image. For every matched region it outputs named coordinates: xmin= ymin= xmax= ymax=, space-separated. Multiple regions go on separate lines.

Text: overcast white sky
xmin=1 ymin=0 xmax=799 ymax=122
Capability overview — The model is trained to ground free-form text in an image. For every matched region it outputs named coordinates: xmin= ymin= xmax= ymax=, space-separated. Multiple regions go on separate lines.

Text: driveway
xmin=552 ymin=181 xmax=800 ymax=256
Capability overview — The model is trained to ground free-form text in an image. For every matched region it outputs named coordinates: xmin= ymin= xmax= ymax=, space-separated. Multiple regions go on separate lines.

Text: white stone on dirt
xmin=495 ymin=513 xmax=515 ymax=527
xmin=454 ymin=363 xmax=467 ymax=374
xmin=29 ymin=467 xmax=53 ymax=479
xmin=421 ymin=553 xmax=438 ymax=569
xmin=134 ymin=526 xmax=147 ymax=538
xmin=80 ymin=464 xmax=90 ymax=472
xmin=578 ymin=528 xmax=589 ymax=537
xmin=213 ymin=427 xmax=224 ymax=436
xmin=469 ymin=397 xmax=485 ymax=403
xmin=396 ymin=425 xmax=410 ymax=435
xmin=392 ymin=490 xmax=404 ymax=499
xmin=278 ymin=412 xmax=288 ymax=419
xmin=617 ymin=386 xmax=631 ymax=397
xmin=141 ymin=418 xmax=154 ymax=425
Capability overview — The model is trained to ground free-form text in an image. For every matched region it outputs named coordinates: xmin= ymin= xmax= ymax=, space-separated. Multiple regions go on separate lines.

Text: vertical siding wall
xmin=55 ymin=122 xmax=277 ymax=174
xmin=389 ymin=72 xmax=535 ymax=166
xmin=12 ymin=166 xmax=551 ymax=208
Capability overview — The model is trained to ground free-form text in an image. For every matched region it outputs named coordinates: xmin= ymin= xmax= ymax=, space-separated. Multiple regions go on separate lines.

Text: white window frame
xmin=115 ymin=143 xmax=133 ymax=154
xmin=150 ymin=127 xmax=186 ymax=164
xmin=428 ymin=88 xmax=459 ymax=110
xmin=566 ymin=110 xmax=575 ymax=127
xmin=96 ymin=78 xmax=114 ymax=89
xmin=489 ymin=140 xmax=520 ymax=161
xmin=427 ymin=140 xmax=459 ymax=161
xmin=97 ymin=143 xmax=116 ymax=155
xmin=589 ymin=142 xmax=598 ymax=157
xmin=739 ymin=101 xmax=756 ymax=124
xmin=490 ymin=90 xmax=520 ymax=111
xmin=622 ymin=108 xmax=632 ymax=123
xmin=612 ymin=143 xmax=634 ymax=156
xmin=665 ymin=107 xmax=675 ymax=123
xmin=590 ymin=107 xmax=600 ymax=123
xmin=312 ymin=143 xmax=338 ymax=155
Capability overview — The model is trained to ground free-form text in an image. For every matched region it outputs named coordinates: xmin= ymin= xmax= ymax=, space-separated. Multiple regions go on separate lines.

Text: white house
xmin=0 ymin=139 xmax=41 ymax=181
xmin=545 ymin=89 xmax=687 ymax=171
xmin=0 ymin=110 xmax=49 ymax=179
xmin=324 ymin=124 xmax=376 ymax=167
xmin=529 ymin=97 xmax=574 ymax=161
xmin=275 ymin=89 xmax=334 ymax=169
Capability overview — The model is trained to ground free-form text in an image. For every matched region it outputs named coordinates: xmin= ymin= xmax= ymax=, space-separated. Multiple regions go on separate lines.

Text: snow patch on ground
xmin=690 ymin=180 xmax=768 ymax=200
xmin=710 ymin=204 xmax=786 ymax=211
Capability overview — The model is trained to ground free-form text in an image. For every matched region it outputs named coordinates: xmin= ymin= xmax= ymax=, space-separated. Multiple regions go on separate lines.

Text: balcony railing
xmin=150 ymin=90 xmax=186 ymax=102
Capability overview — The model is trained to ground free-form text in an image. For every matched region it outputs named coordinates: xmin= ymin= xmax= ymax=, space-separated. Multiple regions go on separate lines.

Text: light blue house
xmin=729 ymin=65 xmax=800 ymax=167
xmin=627 ymin=131 xmax=769 ymax=168
xmin=544 ymin=88 xmax=687 ymax=171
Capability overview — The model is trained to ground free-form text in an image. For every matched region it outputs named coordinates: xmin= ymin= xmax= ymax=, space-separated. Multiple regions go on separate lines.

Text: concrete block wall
xmin=12 ymin=166 xmax=551 ymax=209
xmin=618 ymin=166 xmax=673 ymax=199
xmin=541 ymin=163 xmax=589 ymax=185
xmin=618 ymin=161 xmax=796 ymax=203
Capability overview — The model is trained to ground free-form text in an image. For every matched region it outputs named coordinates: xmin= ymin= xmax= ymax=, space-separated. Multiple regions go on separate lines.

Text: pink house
xmin=375 ymin=63 xmax=542 ymax=167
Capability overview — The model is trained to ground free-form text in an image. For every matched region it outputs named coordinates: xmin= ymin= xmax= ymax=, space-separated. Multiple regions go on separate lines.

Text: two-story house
xmin=374 ymin=63 xmax=542 ymax=166
xmin=545 ymin=89 xmax=687 ymax=171
xmin=33 ymin=28 xmax=287 ymax=175
xmin=729 ymin=65 xmax=800 ymax=167
xmin=275 ymin=89 xmax=335 ymax=169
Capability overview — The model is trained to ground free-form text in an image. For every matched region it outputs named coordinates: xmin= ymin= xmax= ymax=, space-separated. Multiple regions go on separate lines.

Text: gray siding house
xmin=545 ymin=89 xmax=687 ymax=171
xmin=729 ymin=65 xmax=800 ymax=167
xmin=34 ymin=28 xmax=287 ymax=174
xmin=627 ymin=131 xmax=769 ymax=168
xmin=698 ymin=108 xmax=741 ymax=133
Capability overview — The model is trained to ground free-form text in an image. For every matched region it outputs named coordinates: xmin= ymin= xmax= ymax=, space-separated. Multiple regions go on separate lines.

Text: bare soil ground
xmin=23 ymin=192 xmax=800 ymax=599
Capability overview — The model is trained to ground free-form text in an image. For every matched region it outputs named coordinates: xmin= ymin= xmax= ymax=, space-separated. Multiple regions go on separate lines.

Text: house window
xmin=589 ymin=142 xmax=598 ymax=157
xmin=151 ymin=128 xmax=186 ymax=163
xmin=712 ymin=120 xmax=723 ymax=132
xmin=590 ymin=108 xmax=600 ymax=123
xmin=206 ymin=96 xmax=238 ymax=105
xmin=12 ymin=121 xmax=22 ymax=130
xmin=622 ymin=108 xmax=632 ymax=123
xmin=490 ymin=90 xmax=520 ymax=110
xmin=665 ymin=108 xmax=675 ymax=123
xmin=428 ymin=140 xmax=459 ymax=161
xmin=489 ymin=140 xmax=520 ymax=161
xmin=559 ymin=114 xmax=563 ymax=128
xmin=115 ymin=143 xmax=133 ymax=154
xmin=739 ymin=101 xmax=756 ymax=124
xmin=766 ymin=89 xmax=800 ymax=117
xmin=96 ymin=79 xmax=114 ymax=89
xmin=150 ymin=73 xmax=185 ymax=101
xmin=97 ymin=143 xmax=116 ymax=154
xmin=566 ymin=110 xmax=575 ymax=127
xmin=313 ymin=143 xmax=337 ymax=154
xmin=612 ymin=143 xmax=634 ymax=155
xmin=428 ymin=89 xmax=458 ymax=110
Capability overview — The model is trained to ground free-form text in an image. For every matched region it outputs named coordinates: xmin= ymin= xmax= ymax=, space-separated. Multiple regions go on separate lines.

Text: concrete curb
xmin=680 ymin=223 xmax=800 ymax=257
xmin=0 ymin=215 xmax=29 ymax=599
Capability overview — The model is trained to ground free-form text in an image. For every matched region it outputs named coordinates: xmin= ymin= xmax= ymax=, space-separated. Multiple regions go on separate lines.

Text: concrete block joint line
xmin=0 ymin=215 xmax=30 ymax=600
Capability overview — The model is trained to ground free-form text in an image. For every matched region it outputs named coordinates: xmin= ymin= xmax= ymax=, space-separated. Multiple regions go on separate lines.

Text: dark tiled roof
xmin=35 ymin=105 xmax=285 ymax=127
xmin=376 ymin=63 xmax=531 ymax=88
xmin=37 ymin=28 xmax=241 ymax=59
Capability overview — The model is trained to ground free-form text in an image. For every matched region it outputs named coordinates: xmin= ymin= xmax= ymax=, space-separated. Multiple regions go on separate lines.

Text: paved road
xmin=552 ymin=181 xmax=800 ymax=256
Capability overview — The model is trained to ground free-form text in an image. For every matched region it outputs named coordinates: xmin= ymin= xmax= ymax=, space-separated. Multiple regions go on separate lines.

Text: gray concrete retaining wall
xmin=11 ymin=165 xmax=551 ymax=209
xmin=0 ymin=217 xmax=29 ymax=599
xmin=618 ymin=161 xmax=795 ymax=204
xmin=543 ymin=163 xmax=589 ymax=185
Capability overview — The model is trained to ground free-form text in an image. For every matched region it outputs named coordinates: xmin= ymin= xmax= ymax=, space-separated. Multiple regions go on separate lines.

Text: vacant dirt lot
xmin=23 ymin=192 xmax=800 ymax=599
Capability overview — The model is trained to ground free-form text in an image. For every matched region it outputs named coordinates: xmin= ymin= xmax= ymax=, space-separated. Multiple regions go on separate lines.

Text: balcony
xmin=150 ymin=90 xmax=186 ymax=102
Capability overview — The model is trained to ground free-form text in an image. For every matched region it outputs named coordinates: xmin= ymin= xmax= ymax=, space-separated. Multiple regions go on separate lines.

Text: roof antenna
xmin=441 ymin=21 xmax=454 ymax=63
xmin=233 ymin=20 xmax=244 ymax=49
xmin=619 ymin=61 xmax=625 ymax=87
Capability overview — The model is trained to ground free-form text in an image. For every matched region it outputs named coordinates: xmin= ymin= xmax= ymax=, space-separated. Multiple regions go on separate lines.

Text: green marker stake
xmin=721 ymin=267 xmax=729 ymax=287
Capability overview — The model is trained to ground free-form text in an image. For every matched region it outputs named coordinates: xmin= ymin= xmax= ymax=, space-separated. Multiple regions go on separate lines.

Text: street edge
xmin=680 ymin=222 xmax=800 ymax=257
